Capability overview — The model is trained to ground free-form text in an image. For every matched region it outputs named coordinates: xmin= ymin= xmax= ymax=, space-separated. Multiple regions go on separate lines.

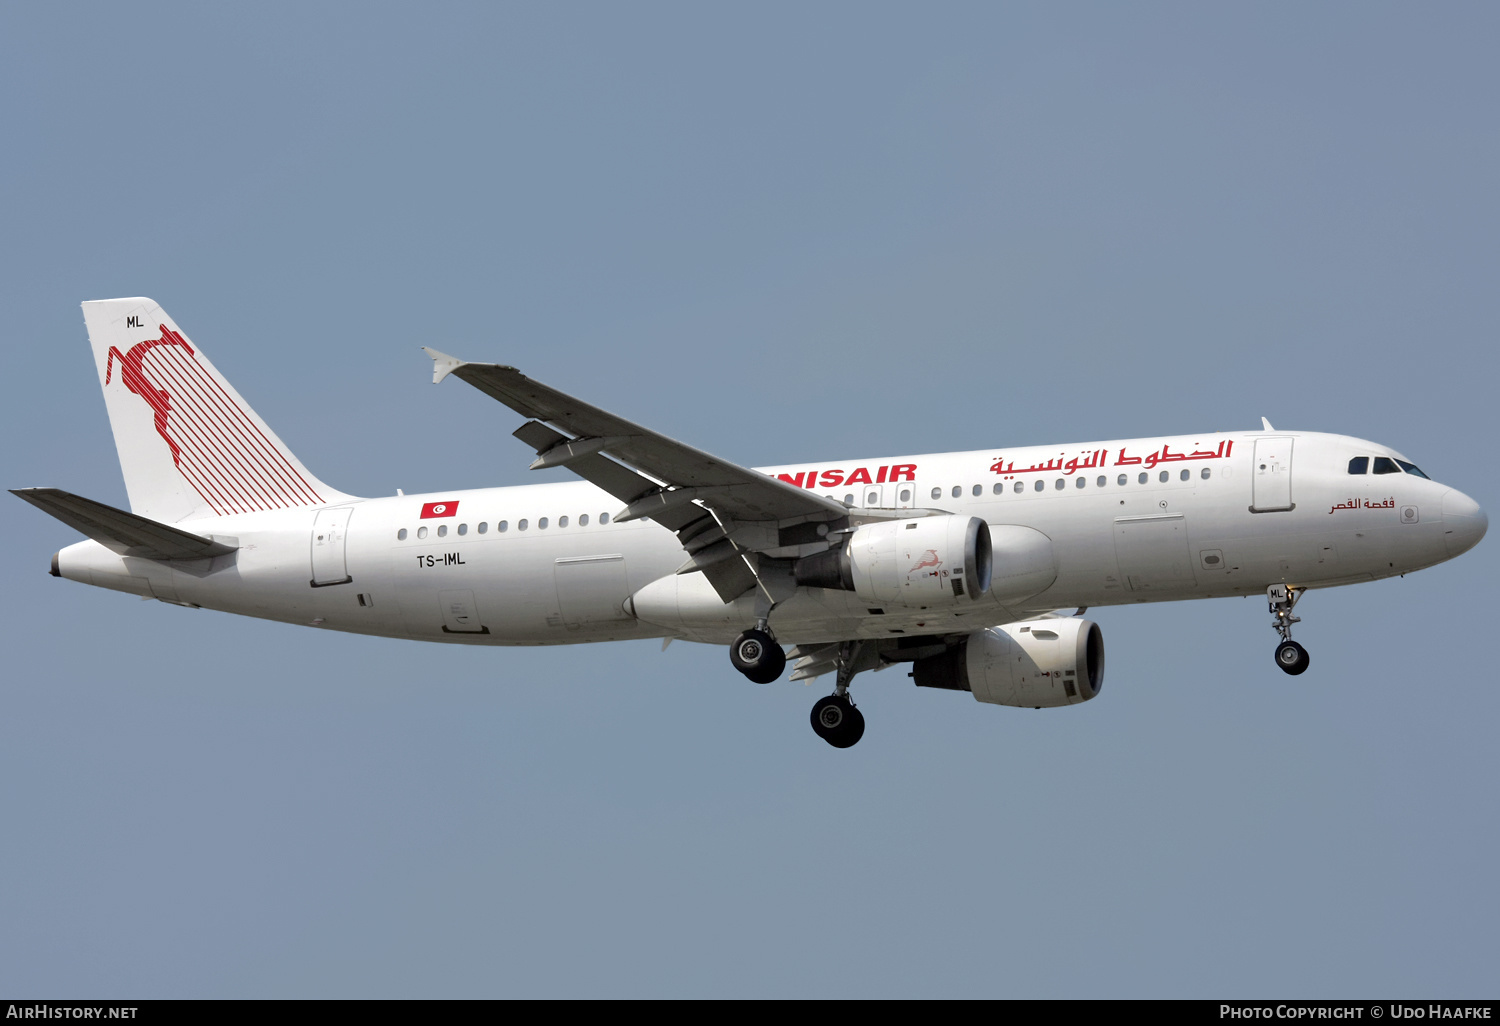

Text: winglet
xmin=422 ymin=347 xmax=467 ymax=385
xmin=1261 ymin=417 xmax=1275 ymax=431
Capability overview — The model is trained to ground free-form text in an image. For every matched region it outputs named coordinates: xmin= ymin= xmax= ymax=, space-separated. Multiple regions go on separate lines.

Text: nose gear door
xmin=1251 ymin=437 xmax=1295 ymax=512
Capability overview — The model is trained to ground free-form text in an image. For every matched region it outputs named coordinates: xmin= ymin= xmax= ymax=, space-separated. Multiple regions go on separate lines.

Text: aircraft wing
xmin=425 ymin=350 xmax=847 ymax=600
xmin=11 ymin=488 xmax=238 ymax=561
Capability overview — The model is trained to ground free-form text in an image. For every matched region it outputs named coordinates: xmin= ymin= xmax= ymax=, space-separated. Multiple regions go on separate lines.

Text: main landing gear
xmin=808 ymin=640 xmax=877 ymax=749
xmin=730 ymin=622 xmax=786 ymax=684
xmin=729 ymin=627 xmax=871 ymax=749
xmin=1268 ymin=584 xmax=1310 ymax=676
xmin=811 ymin=694 xmax=865 ymax=749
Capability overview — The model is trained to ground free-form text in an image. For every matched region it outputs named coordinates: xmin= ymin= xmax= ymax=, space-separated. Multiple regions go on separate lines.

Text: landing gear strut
xmin=808 ymin=640 xmax=875 ymax=749
xmin=1268 ymin=584 xmax=1310 ymax=675
xmin=730 ymin=622 xmax=786 ymax=684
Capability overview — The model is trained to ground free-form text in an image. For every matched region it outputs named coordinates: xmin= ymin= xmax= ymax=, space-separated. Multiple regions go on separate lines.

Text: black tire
xmin=1275 ymin=640 xmax=1310 ymax=676
xmin=730 ymin=629 xmax=785 ymax=683
xmin=810 ymin=695 xmax=865 ymax=748
xmin=839 ymin=705 xmax=866 ymax=748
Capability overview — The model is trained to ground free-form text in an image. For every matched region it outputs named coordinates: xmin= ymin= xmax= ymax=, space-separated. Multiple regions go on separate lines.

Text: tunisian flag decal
xmin=420 ymin=500 xmax=459 ymax=518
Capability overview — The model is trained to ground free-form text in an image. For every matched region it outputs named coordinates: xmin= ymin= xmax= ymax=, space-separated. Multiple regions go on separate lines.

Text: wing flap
xmin=11 ymin=488 xmax=238 ymax=561
xmin=511 ymin=420 xmax=709 ymax=533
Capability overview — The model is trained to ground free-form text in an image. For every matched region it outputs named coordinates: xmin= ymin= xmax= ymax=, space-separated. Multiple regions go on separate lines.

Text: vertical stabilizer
xmin=81 ymin=298 xmax=350 ymax=523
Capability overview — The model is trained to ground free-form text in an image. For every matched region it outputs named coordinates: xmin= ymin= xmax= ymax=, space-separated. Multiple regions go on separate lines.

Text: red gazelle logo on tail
xmin=106 ymin=325 xmax=325 ymax=516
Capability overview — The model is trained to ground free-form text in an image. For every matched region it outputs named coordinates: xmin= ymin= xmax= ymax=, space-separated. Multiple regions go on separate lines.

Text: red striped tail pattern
xmin=104 ymin=325 xmax=326 ymax=516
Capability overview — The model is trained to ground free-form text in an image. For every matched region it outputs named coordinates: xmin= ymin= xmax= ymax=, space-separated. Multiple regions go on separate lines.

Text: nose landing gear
xmin=1275 ymin=640 xmax=1310 ymax=675
xmin=1268 ymin=585 xmax=1311 ymax=675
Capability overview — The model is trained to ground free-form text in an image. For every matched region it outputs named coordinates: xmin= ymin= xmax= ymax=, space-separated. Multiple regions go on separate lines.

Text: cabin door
xmin=310 ymin=507 xmax=353 ymax=586
xmin=1251 ymin=437 xmax=1295 ymax=512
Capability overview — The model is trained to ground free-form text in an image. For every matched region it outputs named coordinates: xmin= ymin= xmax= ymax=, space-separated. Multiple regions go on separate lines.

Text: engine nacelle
xmin=795 ymin=515 xmax=992 ymax=608
xmin=912 ymin=618 xmax=1104 ymax=708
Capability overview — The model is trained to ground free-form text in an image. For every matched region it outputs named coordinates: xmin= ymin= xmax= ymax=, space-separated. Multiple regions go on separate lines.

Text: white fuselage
xmin=55 ymin=429 xmax=1484 ymax=646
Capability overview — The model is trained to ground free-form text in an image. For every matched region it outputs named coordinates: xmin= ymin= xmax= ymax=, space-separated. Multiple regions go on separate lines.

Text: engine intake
xmin=795 ymin=515 xmax=992 ymax=608
xmin=912 ymin=618 xmax=1104 ymax=708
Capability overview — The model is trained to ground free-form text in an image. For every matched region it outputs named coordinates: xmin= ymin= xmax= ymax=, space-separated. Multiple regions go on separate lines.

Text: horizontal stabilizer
xmin=10 ymin=488 xmax=237 ymax=561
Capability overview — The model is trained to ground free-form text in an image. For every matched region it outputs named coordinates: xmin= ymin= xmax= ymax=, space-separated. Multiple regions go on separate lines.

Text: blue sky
xmin=1 ymin=2 xmax=1496 ymax=997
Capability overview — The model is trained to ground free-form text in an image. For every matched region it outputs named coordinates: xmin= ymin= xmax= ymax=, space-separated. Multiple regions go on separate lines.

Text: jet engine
xmin=794 ymin=515 xmax=992 ymax=608
xmin=911 ymin=617 xmax=1104 ymax=708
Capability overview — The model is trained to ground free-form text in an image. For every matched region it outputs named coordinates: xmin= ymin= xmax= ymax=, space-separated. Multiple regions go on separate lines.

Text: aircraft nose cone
xmin=1442 ymin=488 xmax=1488 ymax=558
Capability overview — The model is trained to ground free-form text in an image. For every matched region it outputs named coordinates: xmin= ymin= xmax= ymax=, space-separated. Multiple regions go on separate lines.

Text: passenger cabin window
xmin=1396 ymin=460 xmax=1430 ymax=479
xmin=518 ymin=519 xmax=528 ymax=531
xmin=498 ymin=521 xmax=508 ymax=532
xmin=1117 ymin=474 xmax=1127 ymax=486
xmin=1373 ymin=457 xmax=1401 ymax=475
xmin=952 ymin=486 xmax=962 ymax=499
xmin=1014 ymin=481 xmax=1024 ymax=494
xmin=844 ymin=493 xmax=855 ymax=505
xmin=478 ymin=522 xmax=488 ymax=534
xmin=1200 ymin=468 xmax=1211 ymax=480
xmin=579 ymin=514 xmax=589 ymax=526
xmin=457 ymin=523 xmax=468 ymax=535
xmin=1097 ymin=476 xmax=1106 ymax=487
xmin=1138 ymin=473 xmax=1148 ymax=485
xmin=397 ymin=528 xmax=408 ymax=541
xmin=599 ymin=512 xmax=610 ymax=524
xmin=1347 ymin=456 xmax=1369 ymax=475
xmin=417 ymin=526 xmax=428 ymax=539
xmin=972 ymin=484 xmax=982 ymax=497
xmin=993 ymin=484 xmax=1003 ymax=495
xmin=559 ymin=516 xmax=568 ymax=528
xmin=1033 ymin=480 xmax=1044 ymax=492
xmin=931 ymin=487 xmax=942 ymax=500
xmin=1159 ymin=471 xmax=1170 ymax=483
xmin=1075 ymin=477 xmax=1086 ymax=489
xmin=538 ymin=517 xmax=549 ymax=529
xmin=1179 ymin=469 xmax=1190 ymax=481
xmin=437 ymin=524 xmax=447 ymax=537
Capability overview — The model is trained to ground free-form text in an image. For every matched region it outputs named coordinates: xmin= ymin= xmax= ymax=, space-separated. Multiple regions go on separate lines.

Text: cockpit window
xmin=1395 ymin=459 xmax=1429 ymax=479
xmin=1347 ymin=456 xmax=1369 ymax=475
xmin=1372 ymin=457 xmax=1401 ymax=475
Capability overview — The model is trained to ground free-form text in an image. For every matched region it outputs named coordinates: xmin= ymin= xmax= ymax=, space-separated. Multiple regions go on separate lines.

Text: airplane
xmin=12 ymin=298 xmax=1488 ymax=748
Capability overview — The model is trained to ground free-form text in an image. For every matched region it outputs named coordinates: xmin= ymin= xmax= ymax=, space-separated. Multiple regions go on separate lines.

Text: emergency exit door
xmin=1251 ymin=437 xmax=1295 ymax=512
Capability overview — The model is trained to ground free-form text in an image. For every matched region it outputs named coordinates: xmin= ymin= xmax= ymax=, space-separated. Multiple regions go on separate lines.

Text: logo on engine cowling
xmin=910 ymin=549 xmax=943 ymax=575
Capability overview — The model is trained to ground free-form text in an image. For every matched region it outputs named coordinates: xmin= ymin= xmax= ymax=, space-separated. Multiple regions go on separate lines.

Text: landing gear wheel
xmin=810 ymin=695 xmax=866 ymax=749
xmin=730 ymin=629 xmax=786 ymax=684
xmin=1274 ymin=640 xmax=1310 ymax=676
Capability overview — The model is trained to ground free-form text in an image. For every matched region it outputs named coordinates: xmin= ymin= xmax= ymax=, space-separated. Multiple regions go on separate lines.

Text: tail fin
xmin=81 ymin=298 xmax=350 ymax=523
